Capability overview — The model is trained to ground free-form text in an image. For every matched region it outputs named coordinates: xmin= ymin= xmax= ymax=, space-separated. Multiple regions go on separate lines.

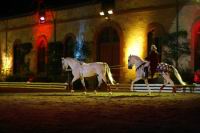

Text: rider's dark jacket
xmin=145 ymin=50 xmax=159 ymax=78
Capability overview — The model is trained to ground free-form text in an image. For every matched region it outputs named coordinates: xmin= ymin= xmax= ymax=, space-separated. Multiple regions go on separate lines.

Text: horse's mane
xmin=131 ymin=55 xmax=144 ymax=62
xmin=65 ymin=57 xmax=85 ymax=64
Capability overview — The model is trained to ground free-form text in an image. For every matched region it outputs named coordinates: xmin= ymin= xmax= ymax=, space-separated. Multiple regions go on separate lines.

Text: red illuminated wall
xmin=36 ymin=35 xmax=48 ymax=73
xmin=191 ymin=20 xmax=200 ymax=70
xmin=32 ymin=10 xmax=55 ymax=44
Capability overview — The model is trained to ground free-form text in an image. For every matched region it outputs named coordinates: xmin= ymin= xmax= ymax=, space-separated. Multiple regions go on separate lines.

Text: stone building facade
xmin=0 ymin=0 xmax=199 ymax=83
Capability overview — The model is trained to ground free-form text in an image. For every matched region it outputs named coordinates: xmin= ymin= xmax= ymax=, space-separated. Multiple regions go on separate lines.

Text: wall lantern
xmin=99 ymin=9 xmax=113 ymax=19
xmin=99 ymin=0 xmax=114 ymax=20
xmin=38 ymin=0 xmax=46 ymax=24
xmin=39 ymin=10 xmax=46 ymax=24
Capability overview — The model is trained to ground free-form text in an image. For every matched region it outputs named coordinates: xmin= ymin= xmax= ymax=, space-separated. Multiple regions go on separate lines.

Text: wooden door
xmin=97 ymin=27 xmax=120 ymax=81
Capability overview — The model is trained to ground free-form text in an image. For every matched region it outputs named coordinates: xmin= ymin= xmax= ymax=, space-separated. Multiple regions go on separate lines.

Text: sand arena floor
xmin=0 ymin=90 xmax=200 ymax=133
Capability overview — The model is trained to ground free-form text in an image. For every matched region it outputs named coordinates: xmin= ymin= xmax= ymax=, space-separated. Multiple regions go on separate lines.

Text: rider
xmin=145 ymin=44 xmax=160 ymax=79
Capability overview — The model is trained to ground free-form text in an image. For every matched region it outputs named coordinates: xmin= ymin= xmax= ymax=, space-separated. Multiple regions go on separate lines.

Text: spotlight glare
xmin=99 ymin=11 xmax=104 ymax=16
xmin=40 ymin=16 xmax=45 ymax=21
xmin=105 ymin=16 xmax=109 ymax=20
xmin=108 ymin=10 xmax=113 ymax=14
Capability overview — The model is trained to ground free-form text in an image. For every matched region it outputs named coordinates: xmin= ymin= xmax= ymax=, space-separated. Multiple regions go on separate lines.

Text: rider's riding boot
xmin=144 ymin=67 xmax=148 ymax=78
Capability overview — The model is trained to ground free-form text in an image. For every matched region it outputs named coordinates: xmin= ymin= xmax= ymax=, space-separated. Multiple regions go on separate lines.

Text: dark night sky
xmin=0 ymin=0 xmax=101 ymax=19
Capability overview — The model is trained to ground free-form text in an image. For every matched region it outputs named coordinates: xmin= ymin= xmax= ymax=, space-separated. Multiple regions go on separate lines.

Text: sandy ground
xmin=0 ymin=89 xmax=200 ymax=133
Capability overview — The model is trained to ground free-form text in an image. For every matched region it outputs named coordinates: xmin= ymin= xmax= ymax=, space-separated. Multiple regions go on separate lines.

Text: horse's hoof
xmin=71 ymin=90 xmax=75 ymax=93
xmin=94 ymin=90 xmax=97 ymax=94
xmin=173 ymin=93 xmax=176 ymax=96
xmin=130 ymin=89 xmax=134 ymax=92
xmin=83 ymin=91 xmax=87 ymax=95
xmin=146 ymin=92 xmax=151 ymax=96
xmin=109 ymin=92 xmax=112 ymax=95
xmin=64 ymin=82 xmax=68 ymax=85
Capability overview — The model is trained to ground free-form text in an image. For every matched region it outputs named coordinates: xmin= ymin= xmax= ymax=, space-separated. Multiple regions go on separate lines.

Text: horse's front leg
xmin=70 ymin=76 xmax=79 ymax=93
xmin=130 ymin=77 xmax=141 ymax=91
xmin=64 ymin=82 xmax=69 ymax=91
xmin=144 ymin=78 xmax=151 ymax=95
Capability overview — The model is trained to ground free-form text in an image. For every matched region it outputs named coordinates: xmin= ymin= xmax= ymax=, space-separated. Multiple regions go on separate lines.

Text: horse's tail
xmin=172 ymin=66 xmax=187 ymax=85
xmin=105 ymin=63 xmax=116 ymax=85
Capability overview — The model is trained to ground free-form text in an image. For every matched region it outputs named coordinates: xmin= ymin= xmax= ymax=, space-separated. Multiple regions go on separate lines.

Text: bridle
xmin=129 ymin=56 xmax=146 ymax=71
xmin=136 ymin=62 xmax=146 ymax=71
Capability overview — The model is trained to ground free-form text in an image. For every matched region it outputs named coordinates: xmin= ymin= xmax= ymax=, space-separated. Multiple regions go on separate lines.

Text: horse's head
xmin=128 ymin=55 xmax=145 ymax=70
xmin=61 ymin=57 xmax=69 ymax=70
xmin=128 ymin=55 xmax=141 ymax=69
xmin=128 ymin=55 xmax=134 ymax=69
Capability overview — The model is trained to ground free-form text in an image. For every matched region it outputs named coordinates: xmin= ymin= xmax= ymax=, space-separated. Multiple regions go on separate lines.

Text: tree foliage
xmin=161 ymin=30 xmax=190 ymax=65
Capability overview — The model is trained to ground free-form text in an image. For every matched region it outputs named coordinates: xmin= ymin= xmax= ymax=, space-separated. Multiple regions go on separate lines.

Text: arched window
xmin=63 ymin=34 xmax=75 ymax=58
xmin=13 ymin=40 xmax=32 ymax=75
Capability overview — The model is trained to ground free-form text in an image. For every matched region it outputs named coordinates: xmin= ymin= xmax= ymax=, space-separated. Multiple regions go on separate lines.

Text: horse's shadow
xmin=87 ymin=94 xmax=161 ymax=98
xmin=27 ymin=93 xmax=161 ymax=97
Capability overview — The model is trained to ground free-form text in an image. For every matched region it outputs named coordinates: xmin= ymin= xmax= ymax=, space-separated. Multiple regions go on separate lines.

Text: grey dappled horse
xmin=128 ymin=55 xmax=186 ymax=95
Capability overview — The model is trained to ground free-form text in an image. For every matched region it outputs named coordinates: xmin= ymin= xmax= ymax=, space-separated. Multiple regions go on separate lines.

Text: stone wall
xmin=0 ymin=0 xmax=199 ymax=82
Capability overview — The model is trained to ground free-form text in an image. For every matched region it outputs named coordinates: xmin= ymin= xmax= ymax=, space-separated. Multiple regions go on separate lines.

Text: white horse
xmin=128 ymin=55 xmax=186 ymax=95
xmin=61 ymin=57 xmax=116 ymax=93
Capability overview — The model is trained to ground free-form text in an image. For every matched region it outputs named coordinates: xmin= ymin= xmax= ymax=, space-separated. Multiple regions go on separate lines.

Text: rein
xmin=136 ymin=62 xmax=146 ymax=71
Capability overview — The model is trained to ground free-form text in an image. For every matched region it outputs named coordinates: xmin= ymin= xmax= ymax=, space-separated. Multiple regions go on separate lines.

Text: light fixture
xmin=39 ymin=10 xmax=46 ymax=24
xmin=100 ymin=0 xmax=115 ymax=20
xmin=105 ymin=16 xmax=109 ymax=20
xmin=40 ymin=16 xmax=45 ymax=21
xmin=99 ymin=11 xmax=105 ymax=16
xmin=108 ymin=9 xmax=113 ymax=14
xmin=99 ymin=9 xmax=114 ymax=19
xmin=38 ymin=0 xmax=46 ymax=24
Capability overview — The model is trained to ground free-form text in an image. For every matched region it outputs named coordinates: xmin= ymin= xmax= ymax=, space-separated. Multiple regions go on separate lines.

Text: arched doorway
xmin=147 ymin=23 xmax=165 ymax=60
xmin=96 ymin=26 xmax=120 ymax=80
xmin=63 ymin=34 xmax=75 ymax=57
xmin=62 ymin=34 xmax=76 ymax=84
xmin=37 ymin=36 xmax=48 ymax=74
